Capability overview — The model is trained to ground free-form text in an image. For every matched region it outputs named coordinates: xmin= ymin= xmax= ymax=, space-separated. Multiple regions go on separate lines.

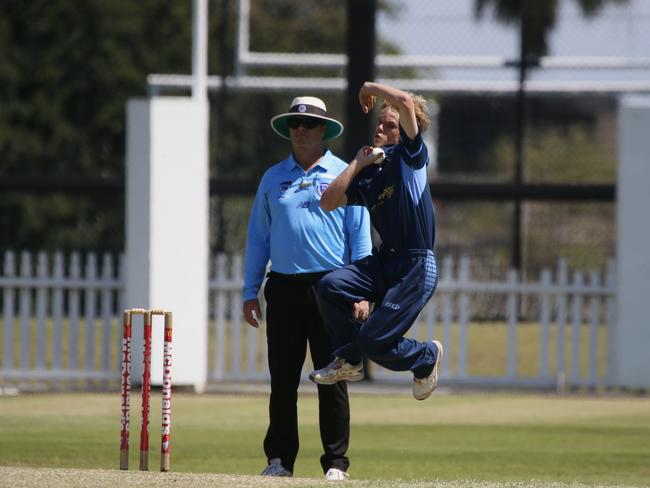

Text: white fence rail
xmin=0 ymin=251 xmax=616 ymax=391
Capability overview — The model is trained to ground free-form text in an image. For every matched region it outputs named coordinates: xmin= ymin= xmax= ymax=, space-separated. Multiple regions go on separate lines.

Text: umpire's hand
xmin=243 ymin=299 xmax=262 ymax=328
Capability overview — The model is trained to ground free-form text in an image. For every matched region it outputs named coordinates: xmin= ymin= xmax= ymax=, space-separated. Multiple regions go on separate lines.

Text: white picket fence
xmin=0 ymin=251 xmax=616 ymax=391
xmin=0 ymin=251 xmax=123 ymax=386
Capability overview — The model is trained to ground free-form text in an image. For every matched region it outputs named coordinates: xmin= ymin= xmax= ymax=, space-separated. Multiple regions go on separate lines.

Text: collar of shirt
xmin=283 ymin=149 xmax=337 ymax=175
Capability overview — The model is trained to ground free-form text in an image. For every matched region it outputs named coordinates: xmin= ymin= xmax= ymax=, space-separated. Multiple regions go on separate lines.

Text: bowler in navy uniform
xmin=310 ymin=82 xmax=444 ymax=402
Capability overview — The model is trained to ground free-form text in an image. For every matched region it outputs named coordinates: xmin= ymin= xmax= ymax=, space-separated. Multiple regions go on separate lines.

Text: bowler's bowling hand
xmin=359 ymin=84 xmax=376 ymax=114
xmin=353 ymin=300 xmax=369 ymax=322
xmin=243 ymin=299 xmax=262 ymax=328
xmin=355 ymin=146 xmax=379 ymax=168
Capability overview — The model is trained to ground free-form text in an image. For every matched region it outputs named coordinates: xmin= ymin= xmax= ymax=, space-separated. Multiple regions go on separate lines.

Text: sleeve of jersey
xmin=399 ymin=126 xmax=428 ymax=170
xmin=344 ymin=205 xmax=372 ymax=262
xmin=345 ymin=175 xmax=362 ymax=206
xmin=345 ymin=169 xmax=369 ymax=206
xmin=243 ymin=176 xmax=271 ymax=301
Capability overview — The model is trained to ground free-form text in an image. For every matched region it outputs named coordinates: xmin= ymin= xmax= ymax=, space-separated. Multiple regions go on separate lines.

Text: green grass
xmin=0 ymin=393 xmax=648 ymax=486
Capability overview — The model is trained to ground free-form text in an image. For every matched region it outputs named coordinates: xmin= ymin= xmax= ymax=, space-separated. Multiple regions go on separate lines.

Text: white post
xmin=125 ymin=97 xmax=209 ymax=392
xmin=441 ymin=257 xmax=453 ymax=378
xmin=235 ymin=0 xmax=250 ymax=77
xmin=555 ymin=259 xmax=568 ymax=389
xmin=587 ymin=271 xmax=600 ymax=387
xmin=539 ymin=269 xmax=551 ymax=380
xmin=506 ymin=269 xmax=518 ymax=380
xmin=570 ymin=271 xmax=583 ymax=386
xmin=425 ymin=99 xmax=439 ymax=183
xmin=457 ymin=257 xmax=470 ymax=379
xmin=616 ymin=96 xmax=650 ymax=388
xmin=605 ymin=260 xmax=616 ymax=387
xmin=192 ymin=0 xmax=208 ymax=100
xmin=213 ymin=255 xmax=227 ymax=381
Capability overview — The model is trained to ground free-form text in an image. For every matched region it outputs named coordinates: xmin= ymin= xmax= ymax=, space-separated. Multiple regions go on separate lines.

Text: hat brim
xmin=270 ymin=113 xmax=344 ymax=141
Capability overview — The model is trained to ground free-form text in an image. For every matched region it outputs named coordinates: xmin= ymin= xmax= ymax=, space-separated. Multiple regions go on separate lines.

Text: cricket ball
xmin=370 ymin=147 xmax=385 ymax=164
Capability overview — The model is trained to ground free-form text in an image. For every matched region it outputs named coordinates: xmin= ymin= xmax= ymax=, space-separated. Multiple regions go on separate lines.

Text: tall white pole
xmin=235 ymin=0 xmax=250 ymax=77
xmin=192 ymin=0 xmax=208 ymax=99
xmin=617 ymin=96 xmax=650 ymax=388
xmin=125 ymin=98 xmax=209 ymax=392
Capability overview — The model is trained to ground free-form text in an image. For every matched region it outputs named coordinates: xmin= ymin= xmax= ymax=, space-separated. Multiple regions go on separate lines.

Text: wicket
xmin=119 ymin=308 xmax=173 ymax=472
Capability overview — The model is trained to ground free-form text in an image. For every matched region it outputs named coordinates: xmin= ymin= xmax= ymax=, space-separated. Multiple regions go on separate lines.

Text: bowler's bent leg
xmin=357 ymin=252 xmax=439 ymax=376
xmin=315 ymin=256 xmax=381 ymax=363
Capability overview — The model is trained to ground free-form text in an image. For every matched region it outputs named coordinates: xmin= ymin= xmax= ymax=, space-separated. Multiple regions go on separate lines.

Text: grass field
xmin=0 ymin=390 xmax=648 ymax=487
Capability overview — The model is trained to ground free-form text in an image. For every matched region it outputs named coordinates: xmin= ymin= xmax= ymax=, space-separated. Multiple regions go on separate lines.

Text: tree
xmin=471 ymin=0 xmax=627 ymax=270
xmin=0 ymin=0 xmax=401 ymax=254
xmin=0 ymin=1 xmax=196 ymax=252
xmin=474 ymin=0 xmax=630 ymax=57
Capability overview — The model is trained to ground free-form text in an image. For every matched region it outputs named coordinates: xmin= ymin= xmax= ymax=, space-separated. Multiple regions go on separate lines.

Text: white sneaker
xmin=325 ymin=467 xmax=350 ymax=480
xmin=260 ymin=458 xmax=292 ymax=477
xmin=309 ymin=357 xmax=364 ymax=385
xmin=413 ymin=340 xmax=444 ymax=400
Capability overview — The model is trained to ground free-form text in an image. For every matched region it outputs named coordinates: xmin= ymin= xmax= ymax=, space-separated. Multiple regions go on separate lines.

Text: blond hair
xmin=381 ymin=93 xmax=431 ymax=133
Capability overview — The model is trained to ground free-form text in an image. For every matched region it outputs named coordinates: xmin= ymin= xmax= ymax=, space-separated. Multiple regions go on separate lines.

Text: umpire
xmin=242 ymin=96 xmax=371 ymax=480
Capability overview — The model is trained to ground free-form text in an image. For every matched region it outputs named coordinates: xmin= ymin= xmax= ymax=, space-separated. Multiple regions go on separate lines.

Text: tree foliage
xmin=474 ymin=0 xmax=630 ymax=57
xmin=0 ymin=1 xmax=195 ymax=177
xmin=0 ymin=1 xmax=198 ymax=252
xmin=249 ymin=0 xmax=346 ymax=53
xmin=1 ymin=0 xmax=622 ymax=258
xmin=0 ymin=0 xmax=399 ymax=254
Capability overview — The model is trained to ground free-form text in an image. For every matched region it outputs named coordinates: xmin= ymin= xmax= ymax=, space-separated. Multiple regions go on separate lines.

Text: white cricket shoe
xmin=413 ymin=340 xmax=444 ymax=400
xmin=325 ymin=467 xmax=350 ymax=480
xmin=260 ymin=458 xmax=292 ymax=477
xmin=309 ymin=357 xmax=364 ymax=385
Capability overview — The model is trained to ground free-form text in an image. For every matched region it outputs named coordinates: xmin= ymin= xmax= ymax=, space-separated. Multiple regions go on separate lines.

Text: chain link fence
xmin=206 ymin=0 xmax=650 ymax=277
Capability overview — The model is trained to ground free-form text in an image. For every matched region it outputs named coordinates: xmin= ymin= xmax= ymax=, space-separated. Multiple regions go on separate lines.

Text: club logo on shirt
xmin=378 ymin=185 xmax=394 ymax=200
xmin=315 ymin=182 xmax=329 ymax=196
xmin=278 ymin=180 xmax=292 ymax=198
xmin=369 ymin=185 xmax=395 ymax=213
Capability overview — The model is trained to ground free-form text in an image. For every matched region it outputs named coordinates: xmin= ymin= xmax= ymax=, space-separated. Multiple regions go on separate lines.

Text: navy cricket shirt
xmin=346 ymin=128 xmax=435 ymax=251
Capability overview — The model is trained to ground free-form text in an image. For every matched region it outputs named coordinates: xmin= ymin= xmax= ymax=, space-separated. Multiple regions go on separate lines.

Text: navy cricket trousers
xmin=263 ymin=271 xmax=350 ymax=474
xmin=316 ymin=249 xmax=438 ymax=377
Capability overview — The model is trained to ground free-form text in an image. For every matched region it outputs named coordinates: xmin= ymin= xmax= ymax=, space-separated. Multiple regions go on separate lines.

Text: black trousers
xmin=263 ymin=271 xmax=350 ymax=474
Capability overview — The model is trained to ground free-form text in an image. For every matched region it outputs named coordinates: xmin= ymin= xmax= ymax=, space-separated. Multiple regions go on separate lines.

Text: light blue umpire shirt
xmin=243 ymin=149 xmax=372 ymax=302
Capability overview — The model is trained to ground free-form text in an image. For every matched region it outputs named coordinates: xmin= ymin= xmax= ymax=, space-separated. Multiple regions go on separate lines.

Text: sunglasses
xmin=287 ymin=117 xmax=323 ymax=130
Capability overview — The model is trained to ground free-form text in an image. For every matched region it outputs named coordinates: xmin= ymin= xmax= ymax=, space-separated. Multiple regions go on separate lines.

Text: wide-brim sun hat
xmin=270 ymin=96 xmax=344 ymax=141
